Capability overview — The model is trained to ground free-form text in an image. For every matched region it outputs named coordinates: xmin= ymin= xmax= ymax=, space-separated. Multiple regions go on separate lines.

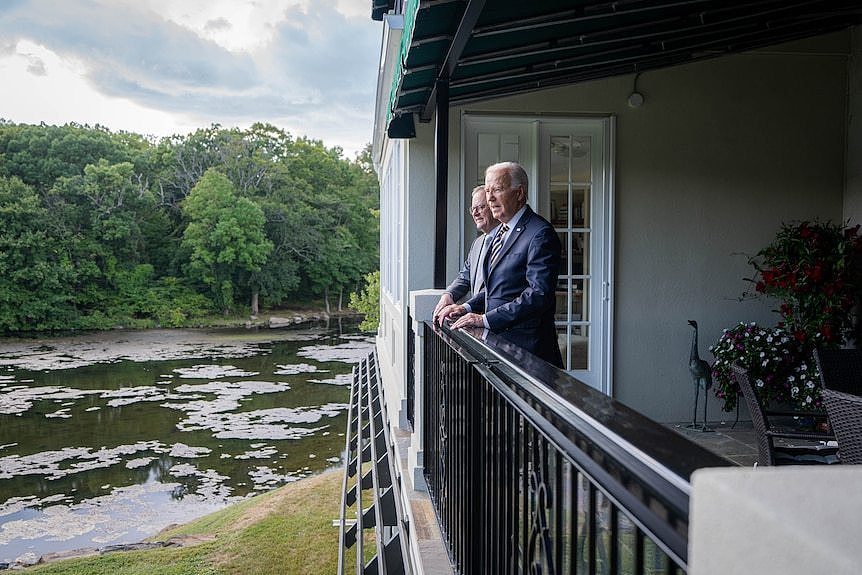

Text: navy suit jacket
xmin=445 ymin=233 xmax=487 ymax=302
xmin=464 ymin=206 xmax=563 ymax=367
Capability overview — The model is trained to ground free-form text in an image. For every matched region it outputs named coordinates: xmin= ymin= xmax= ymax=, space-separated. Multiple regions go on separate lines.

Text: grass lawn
xmin=26 ymin=469 xmax=344 ymax=575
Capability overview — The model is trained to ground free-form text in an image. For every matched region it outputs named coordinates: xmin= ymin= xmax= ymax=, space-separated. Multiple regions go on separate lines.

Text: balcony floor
xmin=667 ymin=420 xmax=759 ymax=467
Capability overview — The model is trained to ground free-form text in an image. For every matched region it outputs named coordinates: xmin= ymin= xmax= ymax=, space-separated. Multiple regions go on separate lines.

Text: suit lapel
xmin=488 ymin=208 xmax=532 ymax=274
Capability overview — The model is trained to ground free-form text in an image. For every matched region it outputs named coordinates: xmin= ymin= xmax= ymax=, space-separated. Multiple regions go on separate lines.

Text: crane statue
xmin=686 ymin=320 xmax=714 ymax=432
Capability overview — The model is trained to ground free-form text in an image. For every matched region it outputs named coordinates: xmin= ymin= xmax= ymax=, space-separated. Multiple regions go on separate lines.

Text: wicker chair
xmin=814 ymin=348 xmax=862 ymax=464
xmin=730 ymin=363 xmax=838 ymax=466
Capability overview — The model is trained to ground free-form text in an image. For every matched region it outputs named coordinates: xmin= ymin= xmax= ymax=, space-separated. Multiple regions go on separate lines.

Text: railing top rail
xmin=430 ymin=320 xmax=729 ymax=490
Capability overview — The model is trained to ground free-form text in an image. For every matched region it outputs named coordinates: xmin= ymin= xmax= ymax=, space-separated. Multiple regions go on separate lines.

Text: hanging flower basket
xmin=710 ymin=322 xmax=821 ymax=412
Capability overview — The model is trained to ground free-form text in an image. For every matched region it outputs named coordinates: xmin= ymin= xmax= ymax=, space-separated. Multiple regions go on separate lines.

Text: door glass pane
xmin=572 ymin=136 xmax=591 ymax=183
xmin=547 ymin=133 xmax=593 ymax=375
xmin=555 ymin=278 xmax=569 ymax=322
xmin=557 ymin=325 xmax=569 ymax=369
xmin=573 ymin=280 xmax=585 ymax=321
xmin=550 ymin=136 xmax=570 ymax=183
xmin=572 ymin=187 xmax=587 ymax=227
xmin=558 ymin=231 xmax=569 ymax=275
xmin=573 ymin=232 xmax=587 ymax=276
xmin=572 ymin=324 xmax=588 ymax=370
xmin=550 ymin=183 xmax=568 ymax=227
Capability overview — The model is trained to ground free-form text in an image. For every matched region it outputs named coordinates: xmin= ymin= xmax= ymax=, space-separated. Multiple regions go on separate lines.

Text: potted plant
xmin=710 ymin=322 xmax=821 ymax=412
xmin=712 ymin=221 xmax=862 ymax=412
xmin=749 ymin=220 xmax=862 ymax=347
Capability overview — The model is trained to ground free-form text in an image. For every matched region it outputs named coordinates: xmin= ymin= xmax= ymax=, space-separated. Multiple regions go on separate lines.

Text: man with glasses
xmin=446 ymin=162 xmax=563 ymax=368
xmin=432 ymin=185 xmax=498 ymax=325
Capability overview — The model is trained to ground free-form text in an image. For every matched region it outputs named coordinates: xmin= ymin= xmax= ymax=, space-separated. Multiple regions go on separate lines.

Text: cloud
xmin=25 ymin=55 xmax=45 ymax=76
xmin=204 ymin=17 xmax=231 ymax=33
xmin=0 ymin=0 xmax=379 ymax=154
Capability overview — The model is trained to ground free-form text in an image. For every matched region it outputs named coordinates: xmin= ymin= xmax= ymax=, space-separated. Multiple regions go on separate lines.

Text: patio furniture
xmin=814 ymin=348 xmax=862 ymax=464
xmin=730 ymin=363 xmax=838 ymax=466
xmin=813 ymin=348 xmax=862 ymax=396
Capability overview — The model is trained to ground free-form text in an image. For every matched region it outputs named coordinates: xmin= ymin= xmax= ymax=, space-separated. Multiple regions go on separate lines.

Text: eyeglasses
xmin=470 ymin=205 xmax=488 ymax=214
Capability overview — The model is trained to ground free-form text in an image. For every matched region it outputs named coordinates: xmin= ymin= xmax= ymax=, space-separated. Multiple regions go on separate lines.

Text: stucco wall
xmin=406 ymin=122 xmax=437 ymax=294
xmin=446 ymin=31 xmax=851 ymax=421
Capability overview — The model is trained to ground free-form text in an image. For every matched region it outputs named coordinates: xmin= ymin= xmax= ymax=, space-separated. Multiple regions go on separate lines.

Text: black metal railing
xmin=407 ymin=307 xmax=415 ymax=429
xmin=422 ymin=321 xmax=729 ymax=575
xmin=339 ymin=351 xmax=410 ymax=574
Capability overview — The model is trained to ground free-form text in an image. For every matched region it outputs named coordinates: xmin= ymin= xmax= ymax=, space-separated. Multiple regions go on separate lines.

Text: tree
xmin=181 ymin=169 xmax=272 ymax=314
xmin=349 ymin=270 xmax=380 ymax=332
xmin=0 ymin=176 xmax=76 ymax=330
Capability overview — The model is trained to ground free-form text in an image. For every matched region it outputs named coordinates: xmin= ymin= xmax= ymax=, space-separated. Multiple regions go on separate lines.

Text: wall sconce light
xmin=628 ymin=72 xmax=645 ymax=108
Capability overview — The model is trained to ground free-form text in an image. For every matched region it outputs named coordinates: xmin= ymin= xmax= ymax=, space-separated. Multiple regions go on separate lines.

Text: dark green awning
xmin=380 ymin=0 xmax=862 ymax=135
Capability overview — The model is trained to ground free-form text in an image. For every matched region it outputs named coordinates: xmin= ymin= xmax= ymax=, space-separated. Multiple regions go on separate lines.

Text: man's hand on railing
xmin=432 ymin=293 xmax=455 ymax=326
xmin=450 ymin=311 xmax=484 ymax=330
xmin=435 ymin=302 xmax=466 ymax=326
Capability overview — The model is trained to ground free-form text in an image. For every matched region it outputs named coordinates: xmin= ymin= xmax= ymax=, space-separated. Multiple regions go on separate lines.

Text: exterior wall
xmin=377 ymin=123 xmax=438 ymax=430
xmin=445 ymin=31 xmax=850 ymax=421
xmin=406 ymin=122 xmax=437 ymax=294
xmin=377 ymin=137 xmax=407 ymax=428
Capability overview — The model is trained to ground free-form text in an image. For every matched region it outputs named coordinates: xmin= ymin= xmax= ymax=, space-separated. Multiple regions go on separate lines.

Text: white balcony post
xmin=407 ymin=289 xmax=446 ymax=492
xmin=689 ymin=467 xmax=862 ymax=575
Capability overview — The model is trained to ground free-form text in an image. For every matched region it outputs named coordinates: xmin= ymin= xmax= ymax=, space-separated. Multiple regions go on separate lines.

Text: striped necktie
xmin=488 ymin=224 xmax=509 ymax=267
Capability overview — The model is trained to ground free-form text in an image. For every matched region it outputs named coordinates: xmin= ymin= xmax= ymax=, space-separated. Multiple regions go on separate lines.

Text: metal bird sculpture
xmin=686 ymin=320 xmax=714 ymax=432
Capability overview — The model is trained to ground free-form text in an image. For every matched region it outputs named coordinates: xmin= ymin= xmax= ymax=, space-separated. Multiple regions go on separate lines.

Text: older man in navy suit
xmin=447 ymin=162 xmax=563 ymax=368
xmin=432 ymin=185 xmax=498 ymax=325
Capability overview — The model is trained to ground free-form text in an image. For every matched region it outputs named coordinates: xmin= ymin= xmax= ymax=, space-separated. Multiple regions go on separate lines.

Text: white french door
xmin=462 ymin=114 xmax=613 ymax=394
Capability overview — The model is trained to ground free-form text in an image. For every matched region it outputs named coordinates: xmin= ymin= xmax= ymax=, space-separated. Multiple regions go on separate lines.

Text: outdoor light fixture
xmin=627 ymin=72 xmax=645 ymax=108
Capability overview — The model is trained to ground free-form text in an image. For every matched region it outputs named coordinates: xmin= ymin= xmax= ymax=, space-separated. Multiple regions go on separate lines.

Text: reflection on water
xmin=0 ymin=323 xmax=372 ymax=564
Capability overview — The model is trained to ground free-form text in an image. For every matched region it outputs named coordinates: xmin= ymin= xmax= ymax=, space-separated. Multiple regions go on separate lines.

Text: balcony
xmin=338 ymin=292 xmax=862 ymax=575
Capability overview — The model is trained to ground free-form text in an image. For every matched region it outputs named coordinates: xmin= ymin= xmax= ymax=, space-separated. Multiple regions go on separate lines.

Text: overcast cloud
xmin=0 ymin=0 xmax=379 ymax=157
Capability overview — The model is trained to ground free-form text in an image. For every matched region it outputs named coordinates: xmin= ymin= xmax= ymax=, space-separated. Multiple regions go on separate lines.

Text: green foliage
xmin=349 ymin=270 xmax=380 ymax=332
xmin=0 ymin=122 xmax=379 ymax=332
xmin=182 ymin=169 xmax=273 ymax=313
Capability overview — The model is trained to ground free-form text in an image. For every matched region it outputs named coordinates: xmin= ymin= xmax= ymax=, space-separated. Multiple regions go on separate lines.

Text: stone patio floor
xmin=667 ymin=420 xmax=760 ymax=467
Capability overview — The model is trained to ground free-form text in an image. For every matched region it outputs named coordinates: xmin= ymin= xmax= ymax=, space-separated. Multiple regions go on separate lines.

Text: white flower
xmin=759 ymin=352 xmax=765 ymax=357
xmin=805 ymin=397 xmax=812 ymax=404
xmin=756 ymin=379 xmax=765 ymax=388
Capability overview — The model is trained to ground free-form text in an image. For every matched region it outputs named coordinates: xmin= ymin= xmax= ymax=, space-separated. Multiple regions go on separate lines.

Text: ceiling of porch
xmin=375 ymin=0 xmax=862 ymax=131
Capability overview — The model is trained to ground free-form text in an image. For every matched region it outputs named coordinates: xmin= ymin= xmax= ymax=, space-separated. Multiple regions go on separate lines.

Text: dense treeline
xmin=0 ymin=121 xmax=379 ymax=332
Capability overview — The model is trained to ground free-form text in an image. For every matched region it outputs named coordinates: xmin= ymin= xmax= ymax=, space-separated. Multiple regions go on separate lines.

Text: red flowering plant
xmin=748 ymin=220 xmax=862 ymax=348
xmin=712 ymin=221 xmax=862 ymax=412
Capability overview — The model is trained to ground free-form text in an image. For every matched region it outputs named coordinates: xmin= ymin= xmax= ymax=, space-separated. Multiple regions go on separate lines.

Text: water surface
xmin=0 ymin=323 xmax=372 ymax=564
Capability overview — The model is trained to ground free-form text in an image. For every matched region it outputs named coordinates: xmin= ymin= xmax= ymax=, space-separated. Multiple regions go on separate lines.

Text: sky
xmin=0 ymin=0 xmax=381 ymax=158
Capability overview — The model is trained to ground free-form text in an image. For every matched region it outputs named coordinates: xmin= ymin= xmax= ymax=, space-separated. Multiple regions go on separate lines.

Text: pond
xmin=0 ymin=322 xmax=373 ymax=565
